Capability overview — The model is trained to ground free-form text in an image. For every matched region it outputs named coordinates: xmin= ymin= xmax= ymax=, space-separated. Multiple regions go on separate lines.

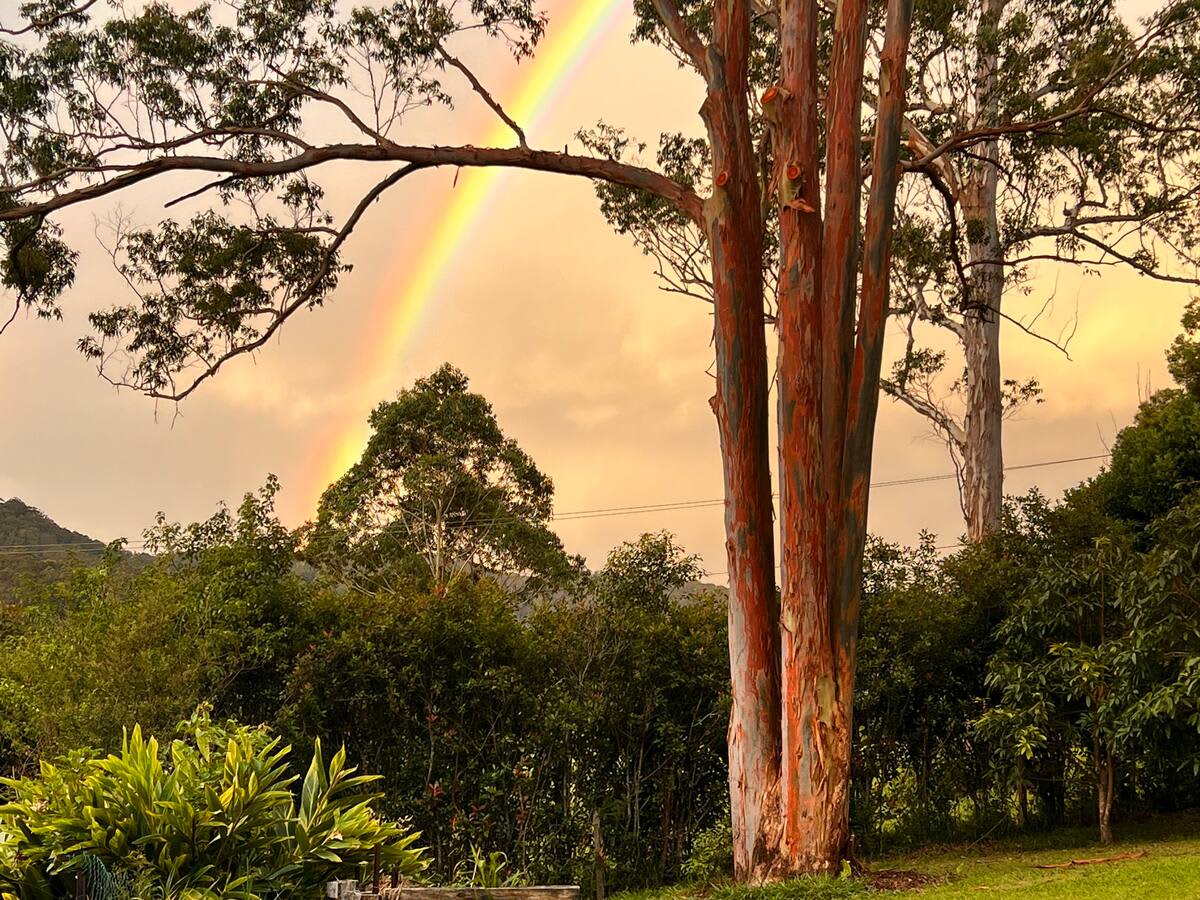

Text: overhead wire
xmin=0 ymin=451 xmax=1110 ymax=557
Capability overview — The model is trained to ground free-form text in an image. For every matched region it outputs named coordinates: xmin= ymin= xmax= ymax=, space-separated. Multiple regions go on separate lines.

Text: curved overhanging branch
xmin=0 ymin=141 xmax=700 ymax=226
xmin=0 ymin=143 xmax=703 ymax=227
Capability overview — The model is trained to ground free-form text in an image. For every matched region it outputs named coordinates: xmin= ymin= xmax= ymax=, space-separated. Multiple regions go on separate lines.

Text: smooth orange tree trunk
xmin=775 ymin=0 xmax=912 ymax=872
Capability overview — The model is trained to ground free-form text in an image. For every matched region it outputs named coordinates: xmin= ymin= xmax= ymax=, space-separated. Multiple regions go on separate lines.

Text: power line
xmin=0 ymin=451 xmax=1110 ymax=556
xmin=552 ymin=452 xmax=1109 ymax=522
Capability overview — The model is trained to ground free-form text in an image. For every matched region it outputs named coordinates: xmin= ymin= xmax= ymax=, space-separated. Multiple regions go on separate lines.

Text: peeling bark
xmin=704 ymin=0 xmax=783 ymax=879
xmin=622 ymin=0 xmax=912 ymax=878
xmin=770 ymin=0 xmax=913 ymax=875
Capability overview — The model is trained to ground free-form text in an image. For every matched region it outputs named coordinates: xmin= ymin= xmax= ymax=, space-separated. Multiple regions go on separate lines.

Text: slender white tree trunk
xmin=959 ymin=0 xmax=1006 ymax=542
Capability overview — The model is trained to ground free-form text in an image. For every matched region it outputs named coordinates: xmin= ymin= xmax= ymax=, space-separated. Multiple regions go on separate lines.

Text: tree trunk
xmin=592 ymin=807 xmax=606 ymax=900
xmin=700 ymin=0 xmax=912 ymax=878
xmin=772 ymin=0 xmax=911 ymax=874
xmin=702 ymin=0 xmax=782 ymax=878
xmin=959 ymin=0 xmax=1006 ymax=542
xmin=775 ymin=0 xmax=853 ymax=871
xmin=1096 ymin=745 xmax=1115 ymax=844
xmin=961 ymin=256 xmax=1003 ymax=542
xmin=1016 ymin=757 xmax=1028 ymax=829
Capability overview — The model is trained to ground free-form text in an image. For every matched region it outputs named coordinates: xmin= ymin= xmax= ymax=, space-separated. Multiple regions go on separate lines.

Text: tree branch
xmin=103 ymin=163 xmax=428 ymax=402
xmin=649 ymin=0 xmax=711 ymax=80
xmin=0 ymin=0 xmax=100 ymax=35
xmin=0 ymin=142 xmax=704 ymax=226
xmin=1016 ymin=226 xmax=1200 ymax=286
xmin=437 ymin=46 xmax=528 ymax=148
xmin=902 ymin=11 xmax=1187 ymax=172
xmin=881 ymin=377 xmax=967 ymax=445
xmin=0 ymin=296 xmax=18 ymax=337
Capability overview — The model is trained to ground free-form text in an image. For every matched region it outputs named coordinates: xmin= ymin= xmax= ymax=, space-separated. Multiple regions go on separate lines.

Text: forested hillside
xmin=0 ymin=499 xmax=104 ymax=605
xmin=0 ymin=498 xmax=99 ymax=549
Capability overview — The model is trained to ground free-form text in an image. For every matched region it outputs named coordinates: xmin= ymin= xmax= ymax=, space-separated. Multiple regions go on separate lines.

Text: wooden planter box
xmin=327 ymin=882 xmax=580 ymax=900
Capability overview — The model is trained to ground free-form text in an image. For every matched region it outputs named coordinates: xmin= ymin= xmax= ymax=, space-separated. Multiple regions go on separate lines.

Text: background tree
xmin=884 ymin=0 xmax=1200 ymax=541
xmin=280 ymin=531 xmax=731 ymax=893
xmin=978 ymin=502 xmax=1200 ymax=844
xmin=1090 ymin=301 xmax=1200 ymax=529
xmin=854 ymin=534 xmax=996 ymax=846
xmin=1167 ymin=299 xmax=1200 ymax=396
xmin=304 ymin=364 xmax=574 ymax=594
xmin=0 ymin=478 xmax=307 ymax=766
xmin=601 ymin=0 xmax=1200 ymax=543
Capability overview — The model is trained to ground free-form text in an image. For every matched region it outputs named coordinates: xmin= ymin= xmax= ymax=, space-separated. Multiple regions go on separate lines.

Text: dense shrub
xmin=0 ymin=710 xmax=424 ymax=899
xmin=282 ymin=533 xmax=730 ymax=894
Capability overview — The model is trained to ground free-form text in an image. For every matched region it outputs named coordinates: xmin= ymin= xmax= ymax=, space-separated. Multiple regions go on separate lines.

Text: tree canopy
xmin=304 ymin=364 xmax=574 ymax=593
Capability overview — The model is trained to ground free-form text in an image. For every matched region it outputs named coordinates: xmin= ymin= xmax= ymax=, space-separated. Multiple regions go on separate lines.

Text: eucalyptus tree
xmin=0 ymin=0 xmax=921 ymax=875
xmin=886 ymin=0 xmax=1200 ymax=540
xmin=4 ymin=0 xmax=1171 ymax=877
xmin=601 ymin=0 xmax=1200 ymax=542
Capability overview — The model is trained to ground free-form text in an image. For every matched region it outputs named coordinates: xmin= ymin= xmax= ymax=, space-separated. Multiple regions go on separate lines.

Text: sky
xmin=0 ymin=0 xmax=1192 ymax=576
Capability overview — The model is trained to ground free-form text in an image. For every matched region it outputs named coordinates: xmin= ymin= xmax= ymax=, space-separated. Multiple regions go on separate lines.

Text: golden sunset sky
xmin=0 ymin=0 xmax=1190 ymax=575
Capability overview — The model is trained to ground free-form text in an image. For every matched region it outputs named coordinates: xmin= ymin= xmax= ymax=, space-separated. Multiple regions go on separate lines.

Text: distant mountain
xmin=0 ymin=498 xmax=104 ymax=551
xmin=0 ymin=497 xmax=106 ymax=604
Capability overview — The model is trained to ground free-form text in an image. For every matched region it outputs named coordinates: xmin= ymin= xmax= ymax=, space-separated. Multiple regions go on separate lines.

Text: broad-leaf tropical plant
xmin=0 ymin=709 xmax=425 ymax=900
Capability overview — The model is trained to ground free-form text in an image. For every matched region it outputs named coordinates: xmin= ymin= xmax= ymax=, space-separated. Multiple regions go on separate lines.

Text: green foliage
xmin=854 ymin=534 xmax=997 ymax=845
xmin=977 ymin=493 xmax=1200 ymax=838
xmin=527 ymin=533 xmax=727 ymax=891
xmin=0 ymin=709 xmax=425 ymax=900
xmin=304 ymin=364 xmax=576 ymax=593
xmin=681 ymin=817 xmax=733 ymax=884
xmin=1095 ymin=390 xmax=1200 ymax=528
xmin=1 ymin=0 xmax=546 ymax=395
xmin=278 ymin=579 xmax=536 ymax=875
xmin=707 ymin=877 xmax=865 ymax=900
xmin=282 ymin=531 xmax=728 ymax=893
xmin=452 ymin=846 xmax=525 ymax=888
xmin=1167 ymin=299 xmax=1200 ymax=397
xmin=0 ymin=498 xmax=108 ymax=606
xmin=853 ymin=490 xmax=1121 ymax=848
xmin=1084 ymin=294 xmax=1200 ymax=530
xmin=0 ymin=479 xmax=309 ymax=764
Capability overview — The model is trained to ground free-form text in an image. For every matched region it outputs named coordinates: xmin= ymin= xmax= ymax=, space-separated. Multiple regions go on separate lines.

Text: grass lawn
xmin=879 ymin=811 xmax=1200 ymax=897
xmin=615 ymin=811 xmax=1200 ymax=900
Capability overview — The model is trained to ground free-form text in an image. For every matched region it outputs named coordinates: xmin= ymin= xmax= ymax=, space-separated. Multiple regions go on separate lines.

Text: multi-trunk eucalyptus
xmin=12 ymin=0 xmax=1194 ymax=879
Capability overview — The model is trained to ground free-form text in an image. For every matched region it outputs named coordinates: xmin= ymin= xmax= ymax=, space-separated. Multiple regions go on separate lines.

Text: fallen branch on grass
xmin=1034 ymin=850 xmax=1147 ymax=869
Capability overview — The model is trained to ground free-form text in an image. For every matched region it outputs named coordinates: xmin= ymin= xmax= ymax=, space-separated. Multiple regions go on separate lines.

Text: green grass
xmin=878 ymin=811 xmax=1200 ymax=898
xmin=615 ymin=812 xmax=1200 ymax=900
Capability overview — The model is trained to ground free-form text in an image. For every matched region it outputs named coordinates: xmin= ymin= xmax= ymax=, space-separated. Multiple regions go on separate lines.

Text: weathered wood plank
xmin=330 ymin=883 xmax=579 ymax=900
xmin=380 ymin=889 xmax=578 ymax=900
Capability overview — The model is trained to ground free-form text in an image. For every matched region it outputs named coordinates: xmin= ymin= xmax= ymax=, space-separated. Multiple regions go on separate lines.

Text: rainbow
xmin=306 ymin=0 xmax=628 ymax=502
